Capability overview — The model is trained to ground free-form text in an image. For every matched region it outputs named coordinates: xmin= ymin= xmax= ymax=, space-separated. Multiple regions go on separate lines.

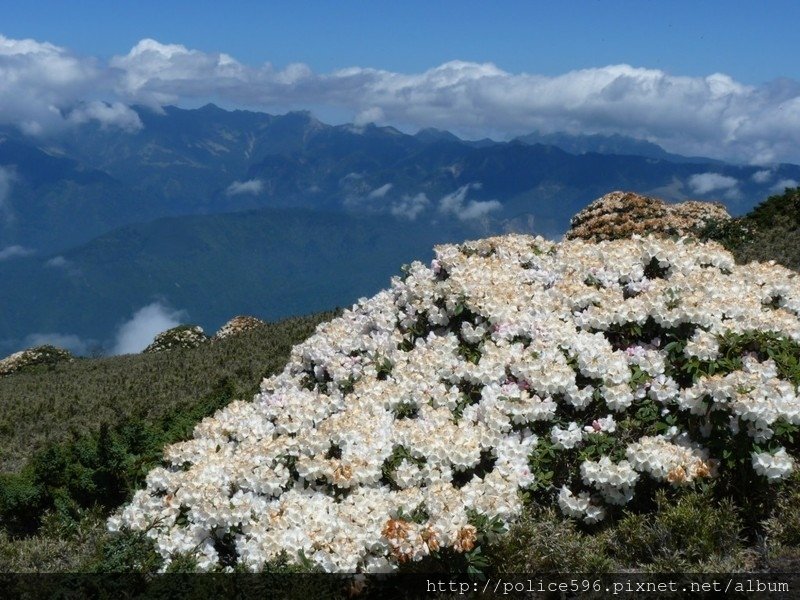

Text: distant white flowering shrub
xmin=109 ymin=234 xmax=800 ymax=572
xmin=144 ymin=325 xmax=208 ymax=353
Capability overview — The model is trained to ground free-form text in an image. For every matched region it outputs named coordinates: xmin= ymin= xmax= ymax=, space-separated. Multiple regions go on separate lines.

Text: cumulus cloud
xmin=688 ymin=173 xmax=740 ymax=195
xmin=390 ymin=192 xmax=429 ymax=220
xmin=439 ymin=184 xmax=502 ymax=221
xmin=752 ymin=169 xmax=773 ymax=183
xmin=3 ymin=34 xmax=800 ymax=163
xmin=226 ymin=178 xmax=264 ymax=196
xmin=66 ymin=100 xmax=142 ymax=131
xmin=771 ymin=178 xmax=799 ymax=192
xmin=0 ymin=245 xmax=34 ymax=261
xmin=367 ymin=183 xmax=393 ymax=199
xmin=112 ymin=301 xmax=186 ymax=355
xmin=0 ymin=34 xmax=114 ymax=134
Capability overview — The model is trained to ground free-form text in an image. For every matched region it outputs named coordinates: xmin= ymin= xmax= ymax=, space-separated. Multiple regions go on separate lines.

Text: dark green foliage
xmin=86 ymin=530 xmax=165 ymax=573
xmin=611 ymin=487 xmax=747 ymax=571
xmin=702 ymin=187 xmax=800 ymax=270
xmin=0 ymin=378 xmax=240 ymax=536
xmin=393 ymin=401 xmax=419 ymax=419
xmin=491 ymin=487 xmax=755 ymax=573
xmin=489 ymin=505 xmax=615 ymax=573
xmin=382 ymin=445 xmax=425 ymax=490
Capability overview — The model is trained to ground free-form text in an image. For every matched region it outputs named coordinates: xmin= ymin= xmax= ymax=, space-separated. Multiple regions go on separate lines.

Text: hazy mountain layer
xmin=0 ymin=208 xmax=462 ymax=354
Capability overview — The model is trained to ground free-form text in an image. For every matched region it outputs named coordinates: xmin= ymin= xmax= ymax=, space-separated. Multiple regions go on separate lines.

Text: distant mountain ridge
xmin=512 ymin=130 xmax=725 ymax=164
xmin=2 ymin=104 xmax=797 ymax=254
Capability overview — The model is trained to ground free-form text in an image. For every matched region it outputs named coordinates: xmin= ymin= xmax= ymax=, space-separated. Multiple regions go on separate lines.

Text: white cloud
xmin=44 ymin=255 xmax=82 ymax=277
xmin=112 ymin=301 xmax=186 ymax=355
xmin=367 ymin=183 xmax=393 ymax=199
xmin=22 ymin=332 xmax=92 ymax=355
xmin=109 ymin=38 xmax=252 ymax=107
xmin=439 ymin=184 xmax=502 ymax=221
xmin=0 ymin=34 xmax=110 ymax=134
xmin=390 ymin=193 xmax=429 ymax=220
xmin=3 ymin=34 xmax=800 ymax=163
xmin=226 ymin=178 xmax=264 ymax=196
xmin=771 ymin=178 xmax=799 ymax=192
xmin=752 ymin=169 xmax=773 ymax=183
xmin=45 ymin=255 xmax=69 ymax=268
xmin=688 ymin=172 xmax=739 ymax=195
xmin=354 ymin=106 xmax=384 ymax=126
xmin=0 ymin=245 xmax=34 ymax=261
xmin=66 ymin=100 xmax=142 ymax=131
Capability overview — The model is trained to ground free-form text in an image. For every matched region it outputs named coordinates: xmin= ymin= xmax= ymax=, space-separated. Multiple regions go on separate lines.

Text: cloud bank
xmin=390 ymin=192 xmax=429 ymax=220
xmin=226 ymin=179 xmax=264 ymax=196
xmin=439 ymin=184 xmax=501 ymax=221
xmin=688 ymin=173 xmax=739 ymax=195
xmin=0 ymin=245 xmax=34 ymax=261
xmin=771 ymin=178 xmax=799 ymax=192
xmin=2 ymin=35 xmax=800 ymax=164
xmin=112 ymin=302 xmax=186 ymax=355
xmin=688 ymin=172 xmax=742 ymax=201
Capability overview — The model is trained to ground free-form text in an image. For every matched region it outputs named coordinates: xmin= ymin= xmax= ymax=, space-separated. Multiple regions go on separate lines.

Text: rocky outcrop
xmin=566 ymin=191 xmax=731 ymax=241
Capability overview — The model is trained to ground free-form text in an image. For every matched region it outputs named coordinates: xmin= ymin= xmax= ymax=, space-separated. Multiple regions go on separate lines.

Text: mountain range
xmin=1 ymin=104 xmax=799 ymax=354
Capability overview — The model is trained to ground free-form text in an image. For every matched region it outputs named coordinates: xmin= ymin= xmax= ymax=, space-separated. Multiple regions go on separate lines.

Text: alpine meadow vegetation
xmin=1 ymin=188 xmax=800 ymax=576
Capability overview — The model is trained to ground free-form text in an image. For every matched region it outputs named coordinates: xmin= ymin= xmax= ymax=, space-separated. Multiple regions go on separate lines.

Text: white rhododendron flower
xmin=110 ymin=233 xmax=800 ymax=572
xmin=751 ymin=448 xmax=795 ymax=480
xmin=551 ymin=422 xmax=583 ymax=449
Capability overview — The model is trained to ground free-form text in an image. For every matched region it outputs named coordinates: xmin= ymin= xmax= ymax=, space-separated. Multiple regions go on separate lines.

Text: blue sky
xmin=2 ymin=1 xmax=800 ymax=163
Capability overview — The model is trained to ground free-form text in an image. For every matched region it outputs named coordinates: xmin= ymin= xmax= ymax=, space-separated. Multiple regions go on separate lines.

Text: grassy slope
xmin=2 ymin=189 xmax=800 ymax=574
xmin=0 ymin=311 xmax=336 ymax=472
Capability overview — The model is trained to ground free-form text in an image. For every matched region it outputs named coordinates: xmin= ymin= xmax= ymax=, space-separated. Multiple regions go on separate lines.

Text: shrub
xmin=110 ymin=234 xmax=800 ymax=572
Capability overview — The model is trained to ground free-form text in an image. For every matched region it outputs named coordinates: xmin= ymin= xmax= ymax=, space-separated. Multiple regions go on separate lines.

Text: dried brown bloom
xmin=453 ymin=524 xmax=478 ymax=553
xmin=421 ymin=526 xmax=440 ymax=552
xmin=667 ymin=466 xmax=687 ymax=484
xmin=567 ymin=191 xmax=731 ymax=242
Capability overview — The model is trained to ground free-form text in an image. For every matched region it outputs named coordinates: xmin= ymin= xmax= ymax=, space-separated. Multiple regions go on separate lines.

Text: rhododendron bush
xmin=109 ymin=234 xmax=800 ymax=572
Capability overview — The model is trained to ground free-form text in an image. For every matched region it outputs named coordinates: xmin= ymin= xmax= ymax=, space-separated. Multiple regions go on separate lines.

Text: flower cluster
xmin=110 ymin=232 xmax=800 ymax=572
